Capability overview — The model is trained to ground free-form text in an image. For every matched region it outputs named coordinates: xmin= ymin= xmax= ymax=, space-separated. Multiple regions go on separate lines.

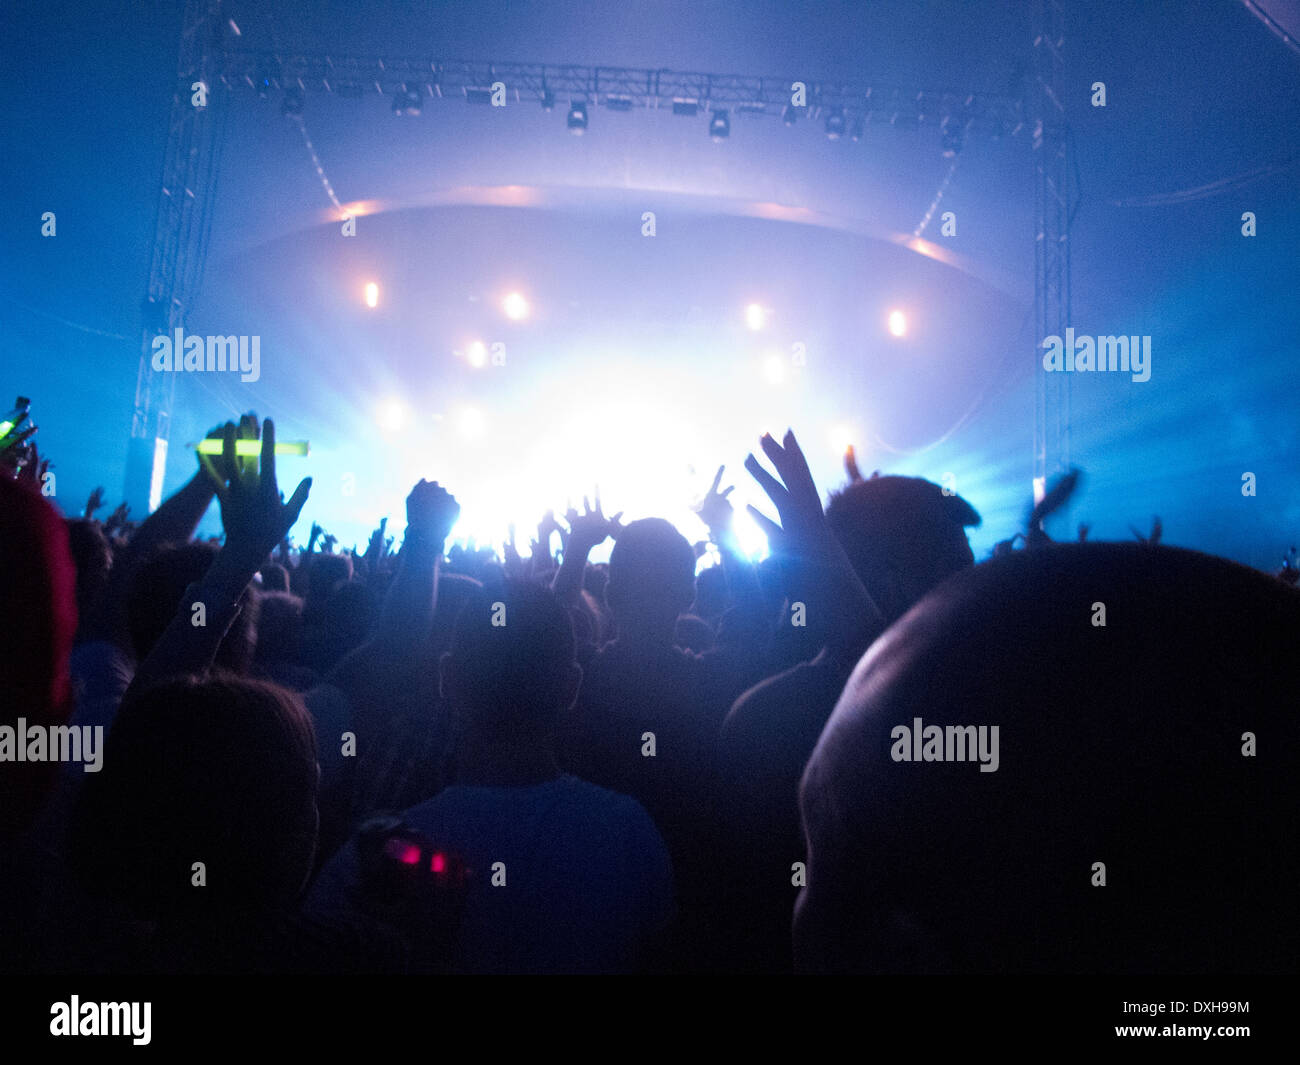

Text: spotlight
xmin=364 ymin=282 xmax=379 ymax=309
xmin=709 ymin=110 xmax=730 ymax=141
xmin=380 ymin=399 xmax=406 ymax=433
xmin=672 ymin=99 xmax=699 ymax=117
xmin=392 ymin=85 xmax=422 ymax=116
xmin=782 ymin=104 xmax=798 ymax=126
xmin=502 ymin=292 xmax=529 ymax=320
xmin=467 ymin=340 xmax=488 ymax=368
xmin=280 ymin=86 xmax=304 ymax=117
xmin=849 ymin=115 xmax=866 ymax=142
xmin=541 ymin=88 xmax=555 ymax=112
xmin=567 ymin=100 xmax=588 ymax=134
xmin=825 ymin=109 xmax=846 ymax=140
xmin=828 ymin=424 xmax=856 ymax=455
xmin=888 ymin=309 xmax=907 ymax=337
xmin=745 ymin=303 xmax=766 ymax=331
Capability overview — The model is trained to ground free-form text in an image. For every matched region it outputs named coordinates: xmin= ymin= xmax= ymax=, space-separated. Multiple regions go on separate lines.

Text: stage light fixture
xmin=709 ymin=110 xmax=730 ymax=141
xmin=745 ymin=303 xmax=766 ymax=331
xmin=503 ymin=292 xmax=529 ymax=320
xmin=605 ymin=96 xmax=633 ymax=112
xmin=280 ymin=87 xmax=304 ymax=117
xmin=468 ymin=340 xmax=488 ymax=368
xmin=782 ymin=104 xmax=798 ymax=126
xmin=672 ymin=99 xmax=699 ymax=117
xmin=825 ymin=109 xmax=846 ymax=140
xmin=392 ymin=85 xmax=422 ymax=116
xmin=567 ymin=101 xmax=588 ymax=134
xmin=888 ymin=309 xmax=907 ymax=337
xmin=364 ymin=282 xmax=379 ymax=309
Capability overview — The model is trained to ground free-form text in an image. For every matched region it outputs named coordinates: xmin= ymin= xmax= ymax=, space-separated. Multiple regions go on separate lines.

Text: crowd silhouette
xmin=1 ymin=404 xmax=1296 ymax=974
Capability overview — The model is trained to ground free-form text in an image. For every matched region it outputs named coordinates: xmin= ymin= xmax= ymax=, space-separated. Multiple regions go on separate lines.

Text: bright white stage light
xmin=364 ymin=281 xmax=380 ymax=309
xmin=829 ymin=423 xmax=857 ymax=455
xmin=459 ymin=407 xmax=485 ymax=438
xmin=763 ymin=353 xmax=786 ymax=385
xmin=379 ymin=398 xmax=406 ymax=433
xmin=888 ymin=309 xmax=907 ymax=337
xmin=745 ymin=302 xmax=766 ymax=331
xmin=467 ymin=340 xmax=488 ymax=368
xmin=503 ymin=292 xmax=529 ymax=320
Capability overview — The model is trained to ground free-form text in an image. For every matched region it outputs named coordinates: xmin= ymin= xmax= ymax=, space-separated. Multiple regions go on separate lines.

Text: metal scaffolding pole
xmin=126 ymin=0 xmax=224 ymax=513
xmin=1032 ymin=0 xmax=1073 ymax=500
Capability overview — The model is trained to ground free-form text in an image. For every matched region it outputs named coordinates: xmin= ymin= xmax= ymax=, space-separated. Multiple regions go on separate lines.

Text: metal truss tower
xmin=125 ymin=0 xmax=224 ymax=513
xmin=1032 ymin=0 xmax=1073 ymax=499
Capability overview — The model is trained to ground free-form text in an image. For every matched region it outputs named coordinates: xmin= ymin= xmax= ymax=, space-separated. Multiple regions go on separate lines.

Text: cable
xmin=5 ymin=297 xmax=133 ymax=340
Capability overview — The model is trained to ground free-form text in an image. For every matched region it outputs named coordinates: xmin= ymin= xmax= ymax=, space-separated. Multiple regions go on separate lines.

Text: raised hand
xmin=405 ymin=478 xmax=460 ymax=545
xmin=537 ymin=508 xmax=563 ymax=553
xmin=105 ymin=502 xmax=131 ymax=535
xmin=693 ymin=465 xmax=735 ymax=538
xmin=564 ymin=491 xmax=622 ymax=550
xmin=367 ymin=516 xmax=389 ymax=553
xmin=209 ymin=417 xmax=311 ymax=570
xmin=746 ymin=427 xmax=884 ymax=640
xmin=16 ymin=443 xmax=50 ymax=490
xmin=84 ymin=486 xmax=106 ymax=519
xmin=744 ymin=430 xmax=828 ymax=555
xmin=197 ymin=414 xmax=259 ymax=489
xmin=844 ymin=444 xmax=864 ymax=485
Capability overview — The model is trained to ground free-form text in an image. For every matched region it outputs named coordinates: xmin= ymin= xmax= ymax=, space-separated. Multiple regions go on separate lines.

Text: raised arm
xmin=132 ymin=417 xmax=311 ymax=690
xmin=374 ymin=478 xmax=460 ymax=650
xmin=745 ymin=429 xmax=884 ymax=659
xmin=79 ymin=419 xmax=246 ymax=651
xmin=552 ymin=492 xmax=621 ymax=608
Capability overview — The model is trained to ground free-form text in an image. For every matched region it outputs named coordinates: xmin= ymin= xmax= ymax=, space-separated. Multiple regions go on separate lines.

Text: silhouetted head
xmin=309 ymin=552 xmax=352 ymax=601
xmin=0 ymin=480 xmax=77 ymax=836
xmin=674 ymin=614 xmax=715 ymax=654
xmin=796 ymin=543 xmax=1300 ymax=974
xmin=71 ymin=674 xmax=319 ymax=921
xmin=253 ymin=590 xmax=304 ymax=667
xmin=604 ymin=518 xmax=696 ymax=639
xmin=440 ymin=580 xmax=581 ymax=744
xmin=692 ymin=564 xmax=728 ymax=622
xmin=826 ymin=475 xmax=980 ymax=623
xmin=259 ymin=563 xmax=289 ymax=593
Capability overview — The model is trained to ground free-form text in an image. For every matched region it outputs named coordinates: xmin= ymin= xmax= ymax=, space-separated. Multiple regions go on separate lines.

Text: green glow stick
xmin=192 ymin=439 xmax=310 ymax=456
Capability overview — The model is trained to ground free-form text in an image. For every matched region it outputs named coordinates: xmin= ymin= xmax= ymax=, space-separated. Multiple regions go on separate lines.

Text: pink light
xmin=431 ymin=852 xmax=446 ymax=873
xmin=384 ymin=840 xmax=421 ymax=866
